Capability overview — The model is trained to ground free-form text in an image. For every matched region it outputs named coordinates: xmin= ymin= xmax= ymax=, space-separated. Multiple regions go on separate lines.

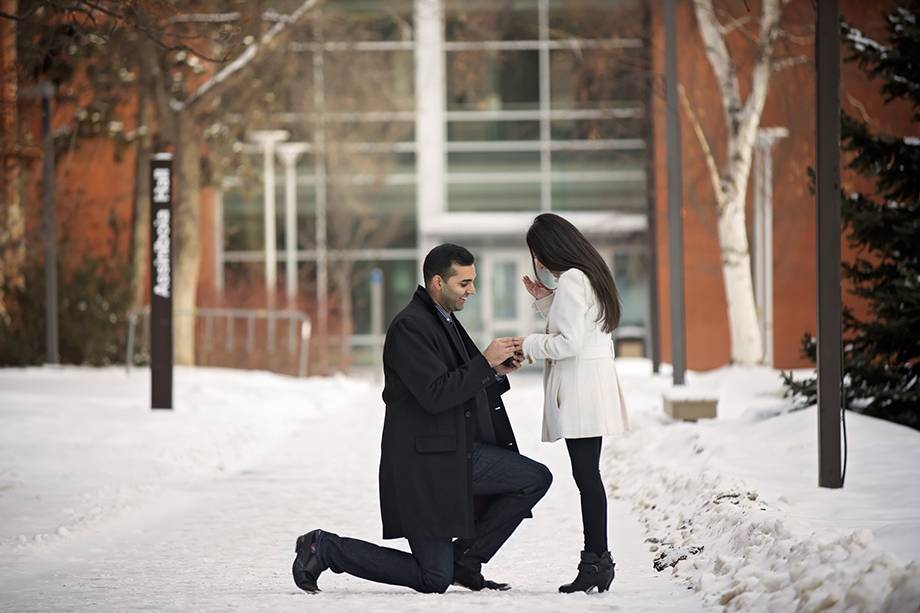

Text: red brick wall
xmin=20 ymin=92 xmax=137 ymax=274
xmin=649 ymin=0 xmax=916 ymax=370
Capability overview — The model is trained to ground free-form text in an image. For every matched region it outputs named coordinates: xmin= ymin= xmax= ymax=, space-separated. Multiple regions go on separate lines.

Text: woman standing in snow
xmin=520 ymin=213 xmax=630 ymax=594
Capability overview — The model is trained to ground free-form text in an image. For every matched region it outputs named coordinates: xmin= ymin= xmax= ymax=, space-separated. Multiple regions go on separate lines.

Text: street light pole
xmin=276 ymin=143 xmax=308 ymax=308
xmin=816 ymin=0 xmax=843 ymax=489
xmin=664 ymin=0 xmax=687 ymax=386
xmin=251 ymin=129 xmax=289 ymax=354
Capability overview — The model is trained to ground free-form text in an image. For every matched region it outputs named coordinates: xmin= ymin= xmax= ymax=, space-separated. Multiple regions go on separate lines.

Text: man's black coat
xmin=378 ymin=286 xmax=522 ymax=539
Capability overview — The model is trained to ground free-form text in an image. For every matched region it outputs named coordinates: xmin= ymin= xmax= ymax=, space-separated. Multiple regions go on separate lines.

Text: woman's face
xmin=534 ymin=257 xmax=561 ymax=279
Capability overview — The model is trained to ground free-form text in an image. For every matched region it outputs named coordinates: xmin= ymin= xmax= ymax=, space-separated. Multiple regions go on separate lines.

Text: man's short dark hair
xmin=423 ymin=243 xmax=474 ymax=286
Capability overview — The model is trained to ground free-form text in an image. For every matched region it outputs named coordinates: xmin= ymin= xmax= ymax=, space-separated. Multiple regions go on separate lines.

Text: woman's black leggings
xmin=564 ymin=436 xmax=607 ymax=554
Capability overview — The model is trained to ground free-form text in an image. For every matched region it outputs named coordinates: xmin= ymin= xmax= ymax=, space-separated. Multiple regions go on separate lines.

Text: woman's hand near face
xmin=522 ymin=274 xmax=553 ymax=300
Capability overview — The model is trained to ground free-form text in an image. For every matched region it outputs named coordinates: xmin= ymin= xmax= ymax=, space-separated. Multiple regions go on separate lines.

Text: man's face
xmin=435 ymin=264 xmax=476 ymax=312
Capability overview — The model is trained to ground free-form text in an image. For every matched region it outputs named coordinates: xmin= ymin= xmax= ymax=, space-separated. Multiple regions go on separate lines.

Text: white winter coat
xmin=522 ymin=268 xmax=630 ymax=442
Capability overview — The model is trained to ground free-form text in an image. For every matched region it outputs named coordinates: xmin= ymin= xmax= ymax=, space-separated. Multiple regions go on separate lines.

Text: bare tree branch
xmin=169 ymin=12 xmax=242 ymax=24
xmin=5 ymin=1 xmax=230 ymax=63
xmin=772 ymin=55 xmax=809 ymax=71
xmin=692 ymin=0 xmax=743 ymax=131
xmin=715 ymin=12 xmax=754 ymax=36
xmin=846 ymin=93 xmax=873 ymax=124
xmin=711 ymin=6 xmax=763 ymax=46
xmin=776 ymin=27 xmax=813 ymax=46
xmin=678 ymin=83 xmax=725 ymax=213
xmin=168 ymin=10 xmax=293 ymax=24
xmin=178 ymin=0 xmax=322 ymax=112
xmin=739 ymin=0 xmax=782 ymax=153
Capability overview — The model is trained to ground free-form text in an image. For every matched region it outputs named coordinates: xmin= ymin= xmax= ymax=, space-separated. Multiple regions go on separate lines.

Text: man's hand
xmin=483 ymin=337 xmax=519 ymax=368
xmin=494 ymin=350 xmax=524 ymax=375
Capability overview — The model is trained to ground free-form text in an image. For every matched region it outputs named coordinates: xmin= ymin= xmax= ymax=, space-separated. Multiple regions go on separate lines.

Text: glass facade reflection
xmin=219 ymin=0 xmax=652 ymax=360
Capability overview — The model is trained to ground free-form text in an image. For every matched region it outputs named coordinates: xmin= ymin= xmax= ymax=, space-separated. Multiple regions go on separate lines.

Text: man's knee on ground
xmin=423 ymin=579 xmax=451 ymax=594
xmin=418 ymin=568 xmax=453 ymax=594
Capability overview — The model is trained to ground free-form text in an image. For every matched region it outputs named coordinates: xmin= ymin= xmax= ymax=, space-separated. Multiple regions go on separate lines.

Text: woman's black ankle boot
xmin=558 ymin=551 xmax=615 ymax=593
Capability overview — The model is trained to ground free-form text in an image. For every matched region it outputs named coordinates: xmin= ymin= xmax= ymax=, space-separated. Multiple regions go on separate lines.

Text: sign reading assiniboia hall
xmin=152 ymin=168 xmax=171 ymax=299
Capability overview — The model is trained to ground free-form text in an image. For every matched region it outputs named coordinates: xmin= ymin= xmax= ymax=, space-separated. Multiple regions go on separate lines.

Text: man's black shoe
xmin=452 ymin=564 xmax=511 ymax=591
xmin=292 ymin=530 xmax=325 ymax=593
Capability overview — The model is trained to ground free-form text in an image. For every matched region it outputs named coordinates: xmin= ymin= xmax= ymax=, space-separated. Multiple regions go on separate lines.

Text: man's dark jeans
xmin=314 ymin=441 xmax=552 ymax=593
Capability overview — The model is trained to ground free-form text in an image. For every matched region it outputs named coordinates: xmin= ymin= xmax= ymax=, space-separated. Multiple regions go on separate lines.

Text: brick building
xmin=8 ymin=0 xmax=915 ymax=370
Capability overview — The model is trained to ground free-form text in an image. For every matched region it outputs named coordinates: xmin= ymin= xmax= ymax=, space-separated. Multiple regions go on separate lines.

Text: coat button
xmin=467 ymin=453 xmax=472 ymax=460
xmin=464 ymin=410 xmax=471 ymax=417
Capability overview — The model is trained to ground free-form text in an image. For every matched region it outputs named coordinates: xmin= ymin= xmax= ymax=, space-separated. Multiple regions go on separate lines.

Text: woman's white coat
xmin=522 ymin=268 xmax=630 ymax=442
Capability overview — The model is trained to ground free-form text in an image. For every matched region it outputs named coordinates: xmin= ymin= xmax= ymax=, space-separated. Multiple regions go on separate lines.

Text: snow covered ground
xmin=0 ymin=361 xmax=918 ymax=611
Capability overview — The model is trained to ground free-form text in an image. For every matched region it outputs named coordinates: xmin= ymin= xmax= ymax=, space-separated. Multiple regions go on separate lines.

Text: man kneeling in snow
xmin=292 ymin=244 xmax=552 ymax=593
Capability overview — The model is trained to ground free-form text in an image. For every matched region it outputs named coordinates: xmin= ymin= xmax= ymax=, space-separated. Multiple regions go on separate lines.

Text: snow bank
xmin=611 ymin=363 xmax=920 ymax=612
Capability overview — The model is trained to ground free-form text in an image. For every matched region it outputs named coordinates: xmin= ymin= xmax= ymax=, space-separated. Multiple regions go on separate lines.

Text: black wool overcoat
xmin=378 ymin=286 xmax=522 ymax=539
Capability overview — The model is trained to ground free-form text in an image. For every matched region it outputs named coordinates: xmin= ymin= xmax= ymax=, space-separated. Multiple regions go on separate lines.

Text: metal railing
xmin=126 ymin=307 xmax=312 ymax=377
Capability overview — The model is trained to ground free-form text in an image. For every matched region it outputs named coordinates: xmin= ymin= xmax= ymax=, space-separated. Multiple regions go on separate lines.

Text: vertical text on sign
xmin=152 ymin=167 xmax=171 ymax=299
xmin=153 ymin=167 xmax=170 ymax=203
xmin=153 ymin=209 xmax=170 ymax=299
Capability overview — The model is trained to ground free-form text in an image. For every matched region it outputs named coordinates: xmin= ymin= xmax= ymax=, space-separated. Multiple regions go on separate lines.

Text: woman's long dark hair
xmin=526 ymin=213 xmax=621 ymax=333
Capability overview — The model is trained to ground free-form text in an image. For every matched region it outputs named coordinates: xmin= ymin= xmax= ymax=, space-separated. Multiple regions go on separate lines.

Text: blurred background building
xmin=219 ymin=0 xmax=653 ymax=367
xmin=4 ymin=0 xmax=913 ymax=375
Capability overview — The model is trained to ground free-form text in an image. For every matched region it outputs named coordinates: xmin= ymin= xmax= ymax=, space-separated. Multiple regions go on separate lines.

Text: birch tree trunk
xmin=173 ymin=113 xmax=201 ymax=365
xmin=689 ymin=0 xmax=785 ymax=365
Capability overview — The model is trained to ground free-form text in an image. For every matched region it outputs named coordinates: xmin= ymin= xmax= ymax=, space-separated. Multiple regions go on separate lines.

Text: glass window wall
xmin=443 ymin=0 xmax=649 ymax=215
xmin=220 ymin=0 xmax=651 ymax=355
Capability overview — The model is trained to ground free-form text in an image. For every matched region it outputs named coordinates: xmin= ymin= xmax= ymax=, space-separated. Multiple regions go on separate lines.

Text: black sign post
xmin=150 ymin=153 xmax=173 ymax=410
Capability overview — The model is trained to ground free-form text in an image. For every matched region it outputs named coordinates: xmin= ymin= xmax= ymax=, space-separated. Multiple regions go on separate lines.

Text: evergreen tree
xmin=782 ymin=4 xmax=920 ymax=430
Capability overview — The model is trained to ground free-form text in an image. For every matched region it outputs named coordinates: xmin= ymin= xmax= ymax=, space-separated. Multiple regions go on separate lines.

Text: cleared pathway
xmin=0 ymin=371 xmax=710 ymax=612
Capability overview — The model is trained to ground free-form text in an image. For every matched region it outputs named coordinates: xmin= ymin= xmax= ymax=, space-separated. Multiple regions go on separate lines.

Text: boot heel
xmin=598 ymin=562 xmax=617 ymax=592
xmin=598 ymin=562 xmax=615 ymax=592
xmin=598 ymin=575 xmax=613 ymax=592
